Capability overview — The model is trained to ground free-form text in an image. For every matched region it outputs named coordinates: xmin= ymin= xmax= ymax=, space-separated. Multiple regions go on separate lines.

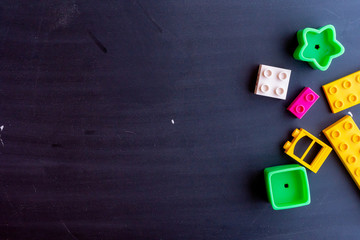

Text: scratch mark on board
xmin=324 ymin=8 xmax=341 ymax=19
xmin=87 ymin=30 xmax=108 ymax=53
xmin=61 ymin=221 xmax=79 ymax=240
xmin=32 ymin=185 xmax=37 ymax=193
xmin=124 ymin=130 xmax=136 ymax=134
xmin=0 ymin=125 xmax=4 ymax=147
xmin=133 ymin=0 xmax=163 ymax=33
xmin=250 ymin=207 xmax=266 ymax=226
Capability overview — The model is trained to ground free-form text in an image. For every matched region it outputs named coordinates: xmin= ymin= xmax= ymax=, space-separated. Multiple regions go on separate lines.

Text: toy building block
xmin=264 ymin=164 xmax=311 ymax=210
xmin=323 ymin=115 xmax=360 ymax=190
xmin=287 ymin=87 xmax=319 ymax=119
xmin=254 ymin=64 xmax=291 ymax=100
xmin=293 ymin=24 xmax=345 ymax=71
xmin=322 ymin=71 xmax=360 ymax=113
xmin=283 ymin=128 xmax=332 ymax=173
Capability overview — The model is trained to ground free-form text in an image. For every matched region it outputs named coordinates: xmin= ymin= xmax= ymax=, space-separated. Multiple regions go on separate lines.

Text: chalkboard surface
xmin=1 ymin=1 xmax=360 ymax=239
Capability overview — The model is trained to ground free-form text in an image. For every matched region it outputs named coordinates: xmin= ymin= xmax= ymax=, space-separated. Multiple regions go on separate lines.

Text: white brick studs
xmin=254 ymin=64 xmax=291 ymax=100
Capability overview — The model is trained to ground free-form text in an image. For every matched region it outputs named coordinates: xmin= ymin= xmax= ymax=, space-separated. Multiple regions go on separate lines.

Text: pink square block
xmin=287 ymin=87 xmax=319 ymax=119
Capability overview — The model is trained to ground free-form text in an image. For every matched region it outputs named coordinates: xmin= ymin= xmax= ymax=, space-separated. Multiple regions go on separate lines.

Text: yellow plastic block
xmin=323 ymin=115 xmax=360 ymax=190
xmin=322 ymin=70 xmax=360 ymax=113
xmin=283 ymin=128 xmax=332 ymax=173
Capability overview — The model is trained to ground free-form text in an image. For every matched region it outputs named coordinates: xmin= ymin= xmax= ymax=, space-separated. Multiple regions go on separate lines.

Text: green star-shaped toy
xmin=293 ymin=24 xmax=345 ymax=71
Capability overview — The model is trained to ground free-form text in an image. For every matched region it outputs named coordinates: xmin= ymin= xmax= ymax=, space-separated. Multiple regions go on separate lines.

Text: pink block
xmin=287 ymin=87 xmax=319 ymax=119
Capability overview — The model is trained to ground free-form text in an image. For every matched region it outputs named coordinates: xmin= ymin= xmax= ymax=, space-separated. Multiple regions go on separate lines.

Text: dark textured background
xmin=0 ymin=0 xmax=360 ymax=239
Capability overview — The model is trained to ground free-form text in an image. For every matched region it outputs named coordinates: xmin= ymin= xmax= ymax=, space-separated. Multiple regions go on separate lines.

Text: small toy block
xmin=264 ymin=164 xmax=311 ymax=210
xmin=254 ymin=64 xmax=291 ymax=100
xmin=293 ymin=24 xmax=345 ymax=71
xmin=283 ymin=128 xmax=332 ymax=173
xmin=323 ymin=115 xmax=360 ymax=190
xmin=322 ymin=71 xmax=360 ymax=113
xmin=287 ymin=87 xmax=319 ymax=119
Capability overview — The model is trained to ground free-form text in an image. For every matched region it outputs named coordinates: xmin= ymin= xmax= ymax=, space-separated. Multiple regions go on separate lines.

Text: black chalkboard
xmin=0 ymin=0 xmax=360 ymax=239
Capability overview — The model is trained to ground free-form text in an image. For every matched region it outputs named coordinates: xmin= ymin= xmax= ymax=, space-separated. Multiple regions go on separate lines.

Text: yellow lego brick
xmin=283 ymin=128 xmax=332 ymax=173
xmin=323 ymin=115 xmax=360 ymax=190
xmin=322 ymin=70 xmax=360 ymax=113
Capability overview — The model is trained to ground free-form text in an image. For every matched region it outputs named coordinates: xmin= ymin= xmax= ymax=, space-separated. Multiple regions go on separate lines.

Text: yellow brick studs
xmin=283 ymin=128 xmax=332 ymax=173
xmin=322 ymin=71 xmax=360 ymax=113
xmin=323 ymin=115 xmax=360 ymax=190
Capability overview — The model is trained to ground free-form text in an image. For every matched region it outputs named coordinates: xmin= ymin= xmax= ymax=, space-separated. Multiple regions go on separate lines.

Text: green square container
xmin=264 ymin=164 xmax=311 ymax=210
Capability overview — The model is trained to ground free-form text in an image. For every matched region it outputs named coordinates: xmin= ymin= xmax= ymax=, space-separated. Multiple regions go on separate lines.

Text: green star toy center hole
xmin=302 ymin=29 xmax=342 ymax=68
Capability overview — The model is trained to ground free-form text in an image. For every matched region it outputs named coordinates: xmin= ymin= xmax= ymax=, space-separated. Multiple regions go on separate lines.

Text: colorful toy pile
xmin=257 ymin=24 xmax=360 ymax=210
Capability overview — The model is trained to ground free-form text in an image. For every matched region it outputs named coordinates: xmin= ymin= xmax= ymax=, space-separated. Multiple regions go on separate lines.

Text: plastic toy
xmin=287 ymin=87 xmax=319 ymax=119
xmin=322 ymin=70 xmax=360 ymax=113
xmin=264 ymin=164 xmax=311 ymax=210
xmin=254 ymin=64 xmax=291 ymax=100
xmin=283 ymin=128 xmax=332 ymax=173
xmin=293 ymin=24 xmax=345 ymax=71
xmin=323 ymin=115 xmax=360 ymax=190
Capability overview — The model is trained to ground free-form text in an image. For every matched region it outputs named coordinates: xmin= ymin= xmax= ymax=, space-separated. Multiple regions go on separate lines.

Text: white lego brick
xmin=254 ymin=64 xmax=291 ymax=100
